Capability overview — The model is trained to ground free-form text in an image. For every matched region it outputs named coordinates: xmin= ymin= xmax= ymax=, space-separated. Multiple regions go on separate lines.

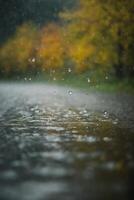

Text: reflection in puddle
xmin=1 ymin=181 xmax=68 ymax=200
xmin=0 ymin=105 xmax=134 ymax=200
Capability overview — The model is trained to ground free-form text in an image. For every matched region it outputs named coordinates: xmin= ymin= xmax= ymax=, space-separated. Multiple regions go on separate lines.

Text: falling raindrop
xmin=113 ymin=118 xmax=118 ymax=125
xmin=68 ymin=91 xmax=73 ymax=95
xmin=68 ymin=68 xmax=72 ymax=73
xmin=103 ymin=111 xmax=109 ymax=118
xmin=103 ymin=137 xmax=112 ymax=142
xmin=31 ymin=57 xmax=36 ymax=63
xmin=87 ymin=78 xmax=91 ymax=83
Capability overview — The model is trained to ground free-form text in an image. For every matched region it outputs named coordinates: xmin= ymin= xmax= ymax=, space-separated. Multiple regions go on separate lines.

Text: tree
xmin=37 ymin=23 xmax=66 ymax=76
xmin=0 ymin=22 xmax=38 ymax=77
xmin=60 ymin=0 xmax=134 ymax=78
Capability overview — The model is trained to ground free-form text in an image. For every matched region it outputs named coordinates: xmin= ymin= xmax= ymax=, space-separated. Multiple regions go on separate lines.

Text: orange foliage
xmin=0 ymin=22 xmax=38 ymax=75
xmin=37 ymin=23 xmax=65 ymax=72
xmin=69 ymin=38 xmax=96 ymax=73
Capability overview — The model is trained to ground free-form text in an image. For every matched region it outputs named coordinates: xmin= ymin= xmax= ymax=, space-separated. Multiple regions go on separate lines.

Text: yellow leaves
xmin=0 ymin=22 xmax=66 ymax=76
xmin=1 ymin=0 xmax=134 ymax=77
xmin=97 ymin=49 xmax=115 ymax=66
xmin=0 ymin=22 xmax=38 ymax=74
xmin=37 ymin=23 xmax=65 ymax=71
xmin=60 ymin=0 xmax=134 ymax=75
xmin=69 ymin=38 xmax=96 ymax=72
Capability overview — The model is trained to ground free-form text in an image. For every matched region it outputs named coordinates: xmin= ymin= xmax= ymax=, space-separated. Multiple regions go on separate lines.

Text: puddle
xmin=0 ymin=86 xmax=134 ymax=200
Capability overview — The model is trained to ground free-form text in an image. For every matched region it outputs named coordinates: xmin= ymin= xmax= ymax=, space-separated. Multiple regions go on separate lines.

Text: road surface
xmin=0 ymin=83 xmax=134 ymax=200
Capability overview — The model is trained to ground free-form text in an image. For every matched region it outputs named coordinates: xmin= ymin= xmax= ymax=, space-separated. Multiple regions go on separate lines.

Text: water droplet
xmin=68 ymin=91 xmax=73 ymax=95
xmin=87 ymin=78 xmax=91 ymax=83
xmin=31 ymin=57 xmax=36 ymax=63
xmin=53 ymin=77 xmax=56 ymax=81
xmin=105 ymin=76 xmax=108 ymax=80
xmin=68 ymin=68 xmax=72 ymax=73
xmin=103 ymin=137 xmax=112 ymax=142
xmin=113 ymin=118 xmax=118 ymax=125
xmin=103 ymin=111 xmax=109 ymax=118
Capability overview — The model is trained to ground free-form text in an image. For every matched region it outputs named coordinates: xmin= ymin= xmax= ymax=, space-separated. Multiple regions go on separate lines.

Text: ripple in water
xmin=0 ymin=105 xmax=134 ymax=200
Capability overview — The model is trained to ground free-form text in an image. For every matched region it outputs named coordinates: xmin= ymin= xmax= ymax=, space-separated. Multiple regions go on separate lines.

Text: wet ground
xmin=0 ymin=83 xmax=134 ymax=200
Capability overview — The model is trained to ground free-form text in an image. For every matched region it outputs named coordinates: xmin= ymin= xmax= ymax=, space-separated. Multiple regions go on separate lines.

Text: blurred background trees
xmin=37 ymin=23 xmax=66 ymax=75
xmin=0 ymin=0 xmax=134 ymax=80
xmin=0 ymin=22 xmax=38 ymax=77
xmin=61 ymin=0 xmax=134 ymax=78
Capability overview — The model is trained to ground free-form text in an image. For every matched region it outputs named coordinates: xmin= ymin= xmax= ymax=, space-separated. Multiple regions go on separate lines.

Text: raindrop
xmin=83 ymin=109 xmax=87 ymax=114
xmin=68 ymin=68 xmax=72 ymax=73
xmin=30 ymin=107 xmax=35 ymax=112
xmin=103 ymin=111 xmax=109 ymax=118
xmin=103 ymin=137 xmax=112 ymax=142
xmin=113 ymin=119 xmax=118 ymax=125
xmin=68 ymin=91 xmax=73 ymax=95
xmin=31 ymin=57 xmax=36 ymax=63
xmin=35 ymin=109 xmax=40 ymax=114
xmin=87 ymin=78 xmax=91 ymax=83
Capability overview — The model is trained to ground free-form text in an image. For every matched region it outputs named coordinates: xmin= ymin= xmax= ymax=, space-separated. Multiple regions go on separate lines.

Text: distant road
xmin=0 ymin=82 xmax=134 ymax=129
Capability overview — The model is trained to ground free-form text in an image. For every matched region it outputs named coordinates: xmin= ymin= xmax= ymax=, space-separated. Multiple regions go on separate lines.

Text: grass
xmin=91 ymin=81 xmax=134 ymax=93
xmin=52 ymin=75 xmax=134 ymax=94
xmin=0 ymin=72 xmax=134 ymax=94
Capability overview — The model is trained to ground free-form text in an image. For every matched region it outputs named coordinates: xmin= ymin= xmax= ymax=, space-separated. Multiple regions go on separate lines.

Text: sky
xmin=0 ymin=0 xmax=75 ymax=43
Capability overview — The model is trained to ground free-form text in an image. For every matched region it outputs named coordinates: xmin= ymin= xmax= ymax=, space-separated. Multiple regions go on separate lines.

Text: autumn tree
xmin=37 ymin=23 xmax=66 ymax=78
xmin=0 ymin=22 xmax=38 ymax=77
xmin=61 ymin=0 xmax=134 ymax=78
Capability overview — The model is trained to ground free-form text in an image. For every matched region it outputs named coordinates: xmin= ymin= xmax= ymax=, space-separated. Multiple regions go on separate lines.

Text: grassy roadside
xmin=0 ymin=74 xmax=134 ymax=94
xmin=52 ymin=76 xmax=134 ymax=94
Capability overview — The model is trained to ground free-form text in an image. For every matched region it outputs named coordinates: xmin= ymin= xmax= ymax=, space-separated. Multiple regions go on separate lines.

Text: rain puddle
xmin=0 ymin=104 xmax=134 ymax=200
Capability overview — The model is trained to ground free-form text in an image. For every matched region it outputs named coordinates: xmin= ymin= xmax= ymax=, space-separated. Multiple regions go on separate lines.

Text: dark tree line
xmin=0 ymin=0 xmax=75 ymax=43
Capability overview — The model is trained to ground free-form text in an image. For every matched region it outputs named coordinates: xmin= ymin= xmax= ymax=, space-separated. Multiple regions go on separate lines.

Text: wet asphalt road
xmin=0 ymin=83 xmax=134 ymax=200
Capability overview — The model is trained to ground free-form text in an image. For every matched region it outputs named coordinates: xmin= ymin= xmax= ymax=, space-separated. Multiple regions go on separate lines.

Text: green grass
xmin=0 ymin=72 xmax=134 ymax=94
xmin=92 ymin=81 xmax=134 ymax=93
xmin=53 ymin=75 xmax=134 ymax=94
